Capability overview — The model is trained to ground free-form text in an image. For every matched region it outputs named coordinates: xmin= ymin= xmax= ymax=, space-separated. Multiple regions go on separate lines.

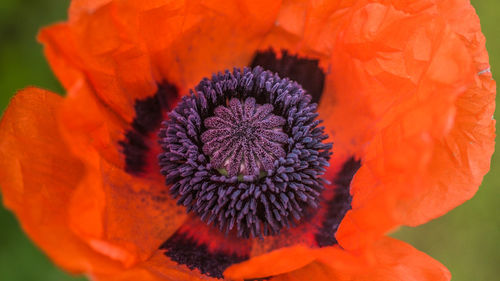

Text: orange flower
xmin=0 ymin=0 xmax=495 ymax=280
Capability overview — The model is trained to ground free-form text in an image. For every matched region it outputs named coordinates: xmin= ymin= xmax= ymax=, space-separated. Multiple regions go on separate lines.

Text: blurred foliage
xmin=0 ymin=0 xmax=498 ymax=280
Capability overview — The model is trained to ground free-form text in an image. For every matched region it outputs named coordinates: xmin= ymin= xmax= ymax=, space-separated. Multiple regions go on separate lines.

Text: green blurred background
xmin=0 ymin=0 xmax=498 ymax=280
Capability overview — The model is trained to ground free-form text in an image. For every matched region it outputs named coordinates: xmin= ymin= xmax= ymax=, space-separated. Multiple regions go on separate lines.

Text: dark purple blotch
xmin=315 ymin=157 xmax=361 ymax=247
xmin=250 ymin=49 xmax=326 ymax=104
xmin=160 ymin=231 xmax=249 ymax=279
xmin=119 ymin=82 xmax=178 ymax=174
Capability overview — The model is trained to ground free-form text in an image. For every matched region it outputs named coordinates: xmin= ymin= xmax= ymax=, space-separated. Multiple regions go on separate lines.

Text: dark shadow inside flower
xmin=119 ymin=82 xmax=179 ymax=174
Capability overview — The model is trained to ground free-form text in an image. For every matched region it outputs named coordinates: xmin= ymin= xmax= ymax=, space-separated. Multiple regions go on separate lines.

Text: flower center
xmin=159 ymin=67 xmax=332 ymax=238
xmin=201 ymin=97 xmax=287 ymax=179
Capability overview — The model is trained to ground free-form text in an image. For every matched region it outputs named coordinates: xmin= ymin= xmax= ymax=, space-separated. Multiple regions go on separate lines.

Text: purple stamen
xmin=158 ymin=67 xmax=332 ymax=238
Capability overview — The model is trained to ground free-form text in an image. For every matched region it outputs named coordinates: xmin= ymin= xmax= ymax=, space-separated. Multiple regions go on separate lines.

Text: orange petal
xmin=67 ymin=158 xmax=187 ymax=266
xmin=38 ymin=23 xmax=85 ymax=92
xmin=275 ymin=237 xmax=450 ymax=281
xmin=39 ymin=3 xmax=158 ymax=123
xmin=139 ymin=0 xmax=282 ymax=90
xmin=58 ymin=78 xmax=128 ymax=169
xmin=53 ymin=80 xmax=186 ymax=265
xmin=69 ymin=0 xmax=112 ymax=18
xmin=91 ymin=267 xmax=162 ymax=281
xmin=351 ymin=237 xmax=451 ymax=281
xmin=272 ymin=262 xmax=346 ymax=281
xmin=224 ymin=245 xmax=316 ymax=280
xmin=0 ymin=88 xmax=121 ymax=274
xmin=305 ymin=0 xmax=496 ymax=249
xmin=42 ymin=0 xmax=283 ymax=123
xmin=397 ymin=0 xmax=496 ymax=226
xmin=61 ymin=88 xmax=187 ymax=265
xmin=398 ymin=67 xmax=495 ymax=226
xmin=313 ymin=245 xmax=369 ymax=275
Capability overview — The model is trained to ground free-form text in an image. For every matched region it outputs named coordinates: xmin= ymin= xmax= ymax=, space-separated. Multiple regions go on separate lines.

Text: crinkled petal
xmin=297 ymin=0 xmax=496 ymax=249
xmin=0 ymin=88 xmax=121 ymax=275
xmin=398 ymin=0 xmax=496 ymax=226
xmin=0 ymin=87 xmax=186 ymax=271
xmin=226 ymin=237 xmax=449 ymax=281
xmin=274 ymin=237 xmax=450 ymax=281
xmin=58 ymin=82 xmax=187 ymax=266
xmin=40 ymin=2 xmax=157 ymax=122
xmin=40 ymin=0 xmax=282 ymax=122
xmin=67 ymin=158 xmax=187 ymax=267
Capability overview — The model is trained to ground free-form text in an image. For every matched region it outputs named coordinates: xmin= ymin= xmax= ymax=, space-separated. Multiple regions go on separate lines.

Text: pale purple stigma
xmin=201 ymin=97 xmax=287 ymax=178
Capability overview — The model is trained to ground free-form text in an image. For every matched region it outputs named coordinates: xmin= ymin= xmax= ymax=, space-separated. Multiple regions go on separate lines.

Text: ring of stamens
xmin=159 ymin=67 xmax=332 ymax=238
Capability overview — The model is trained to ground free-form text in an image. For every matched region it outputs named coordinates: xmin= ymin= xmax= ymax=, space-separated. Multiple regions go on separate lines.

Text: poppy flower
xmin=0 ymin=0 xmax=495 ymax=280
